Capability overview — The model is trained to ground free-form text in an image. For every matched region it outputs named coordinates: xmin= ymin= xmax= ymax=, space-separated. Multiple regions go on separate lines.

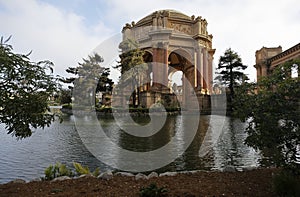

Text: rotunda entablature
xmin=121 ymin=9 xmax=213 ymax=50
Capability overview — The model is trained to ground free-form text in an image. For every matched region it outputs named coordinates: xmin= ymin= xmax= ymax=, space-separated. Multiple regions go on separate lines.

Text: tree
xmin=59 ymin=89 xmax=72 ymax=104
xmin=215 ymin=48 xmax=247 ymax=98
xmin=234 ymin=59 xmax=300 ymax=172
xmin=62 ymin=66 xmax=78 ymax=90
xmin=115 ymin=39 xmax=147 ymax=107
xmin=0 ymin=37 xmax=58 ymax=138
xmin=96 ymin=68 xmax=114 ymax=93
xmin=61 ymin=53 xmax=114 ymax=107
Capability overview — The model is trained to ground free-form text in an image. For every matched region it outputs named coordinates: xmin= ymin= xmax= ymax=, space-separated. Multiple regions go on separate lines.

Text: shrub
xmin=44 ymin=162 xmax=101 ymax=180
xmin=73 ymin=162 xmax=100 ymax=177
xmin=44 ymin=162 xmax=72 ymax=180
xmin=139 ymin=183 xmax=168 ymax=197
xmin=273 ymin=169 xmax=300 ymax=197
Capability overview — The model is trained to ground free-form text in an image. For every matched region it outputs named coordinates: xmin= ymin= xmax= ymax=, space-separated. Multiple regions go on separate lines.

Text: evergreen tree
xmin=215 ymin=48 xmax=247 ymax=97
xmin=115 ymin=39 xmax=147 ymax=107
xmin=61 ymin=53 xmax=114 ymax=106
xmin=96 ymin=68 xmax=114 ymax=93
xmin=0 ymin=36 xmax=58 ymax=138
xmin=59 ymin=89 xmax=72 ymax=104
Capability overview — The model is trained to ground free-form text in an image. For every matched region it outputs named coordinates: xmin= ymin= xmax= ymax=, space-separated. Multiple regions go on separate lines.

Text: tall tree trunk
xmin=230 ymin=67 xmax=234 ymax=97
xmin=229 ymin=65 xmax=234 ymax=112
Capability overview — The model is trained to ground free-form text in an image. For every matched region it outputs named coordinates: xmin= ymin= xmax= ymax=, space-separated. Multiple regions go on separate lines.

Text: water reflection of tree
xmin=180 ymin=115 xmax=211 ymax=170
xmin=213 ymin=117 xmax=260 ymax=170
xmin=159 ymin=115 xmax=211 ymax=172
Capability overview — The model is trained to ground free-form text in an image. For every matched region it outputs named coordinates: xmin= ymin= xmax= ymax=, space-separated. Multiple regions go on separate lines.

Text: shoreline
xmin=60 ymin=107 xmax=227 ymax=116
xmin=1 ymin=166 xmax=260 ymax=185
xmin=0 ymin=167 xmax=278 ymax=196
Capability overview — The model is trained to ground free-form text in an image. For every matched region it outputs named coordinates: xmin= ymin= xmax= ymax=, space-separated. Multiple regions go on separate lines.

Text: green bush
xmin=44 ymin=162 xmax=73 ymax=180
xmin=139 ymin=183 xmax=168 ymax=197
xmin=44 ymin=162 xmax=100 ymax=180
xmin=273 ymin=169 xmax=300 ymax=197
xmin=73 ymin=162 xmax=100 ymax=177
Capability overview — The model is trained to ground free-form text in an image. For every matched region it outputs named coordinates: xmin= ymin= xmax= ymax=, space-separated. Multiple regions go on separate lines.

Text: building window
xmin=291 ymin=63 xmax=298 ymax=78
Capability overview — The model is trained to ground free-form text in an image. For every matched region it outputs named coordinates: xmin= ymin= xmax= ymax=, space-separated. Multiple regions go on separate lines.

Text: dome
xmin=135 ymin=9 xmax=192 ymax=27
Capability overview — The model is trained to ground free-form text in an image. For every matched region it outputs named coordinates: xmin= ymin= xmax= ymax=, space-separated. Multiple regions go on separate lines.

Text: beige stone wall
xmin=254 ymin=43 xmax=300 ymax=81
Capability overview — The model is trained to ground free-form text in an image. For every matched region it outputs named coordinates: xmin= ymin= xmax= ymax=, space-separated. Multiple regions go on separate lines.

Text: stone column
xmin=202 ymin=48 xmax=208 ymax=90
xmin=255 ymin=65 xmax=262 ymax=81
xmin=152 ymin=42 xmax=169 ymax=91
xmin=183 ymin=66 xmax=195 ymax=109
xmin=196 ymin=47 xmax=203 ymax=91
xmin=207 ymin=52 xmax=213 ymax=94
xmin=194 ymin=51 xmax=197 ymax=88
xmin=261 ymin=65 xmax=268 ymax=77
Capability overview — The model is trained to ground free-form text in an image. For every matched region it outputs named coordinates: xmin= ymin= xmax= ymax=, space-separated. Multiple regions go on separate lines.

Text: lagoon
xmin=0 ymin=114 xmax=260 ymax=183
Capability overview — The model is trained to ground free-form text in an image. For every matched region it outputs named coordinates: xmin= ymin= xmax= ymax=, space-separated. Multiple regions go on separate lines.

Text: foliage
xmin=234 ymin=59 xmax=300 ymax=170
xmin=61 ymin=53 xmax=114 ymax=108
xmin=215 ymin=48 xmax=247 ymax=98
xmin=59 ymin=89 xmax=72 ymax=104
xmin=116 ymin=39 xmax=145 ymax=74
xmin=61 ymin=53 xmax=114 ymax=93
xmin=139 ymin=183 xmax=168 ymax=197
xmin=44 ymin=162 xmax=73 ymax=180
xmin=73 ymin=162 xmax=100 ymax=177
xmin=72 ymin=54 xmax=104 ymax=107
xmin=44 ymin=162 xmax=101 ymax=180
xmin=115 ymin=39 xmax=147 ymax=107
xmin=273 ymin=169 xmax=300 ymax=197
xmin=96 ymin=68 xmax=114 ymax=93
xmin=0 ymin=36 xmax=59 ymax=138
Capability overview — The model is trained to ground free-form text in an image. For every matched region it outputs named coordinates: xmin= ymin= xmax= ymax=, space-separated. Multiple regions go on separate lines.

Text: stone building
xmin=255 ymin=43 xmax=300 ymax=80
xmin=117 ymin=10 xmax=215 ymax=109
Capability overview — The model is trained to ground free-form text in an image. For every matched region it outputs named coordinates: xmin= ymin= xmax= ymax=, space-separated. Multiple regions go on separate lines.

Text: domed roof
xmin=135 ymin=9 xmax=192 ymax=26
xmin=167 ymin=9 xmax=191 ymax=20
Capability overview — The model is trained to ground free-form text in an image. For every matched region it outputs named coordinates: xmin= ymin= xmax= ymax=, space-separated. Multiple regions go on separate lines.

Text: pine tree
xmin=215 ymin=48 xmax=247 ymax=97
xmin=61 ymin=53 xmax=114 ymax=106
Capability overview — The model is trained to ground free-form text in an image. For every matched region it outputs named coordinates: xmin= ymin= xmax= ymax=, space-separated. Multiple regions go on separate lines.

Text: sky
xmin=0 ymin=0 xmax=299 ymax=83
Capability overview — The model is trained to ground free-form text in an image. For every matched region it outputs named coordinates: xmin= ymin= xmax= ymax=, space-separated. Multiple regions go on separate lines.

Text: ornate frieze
xmin=170 ymin=23 xmax=192 ymax=34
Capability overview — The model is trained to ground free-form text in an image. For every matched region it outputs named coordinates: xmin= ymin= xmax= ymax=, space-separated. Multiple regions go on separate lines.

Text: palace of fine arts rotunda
xmin=114 ymin=10 xmax=216 ymax=110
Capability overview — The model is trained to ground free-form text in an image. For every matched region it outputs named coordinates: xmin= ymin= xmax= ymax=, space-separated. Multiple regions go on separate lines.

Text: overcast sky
xmin=1 ymin=0 xmax=299 ymax=83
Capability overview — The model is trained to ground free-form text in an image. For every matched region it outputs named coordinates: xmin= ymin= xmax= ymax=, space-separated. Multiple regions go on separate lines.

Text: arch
xmin=168 ymin=49 xmax=195 ymax=86
xmin=168 ymin=50 xmax=192 ymax=72
xmin=168 ymin=48 xmax=193 ymax=63
xmin=143 ymin=50 xmax=153 ymax=61
xmin=142 ymin=51 xmax=153 ymax=91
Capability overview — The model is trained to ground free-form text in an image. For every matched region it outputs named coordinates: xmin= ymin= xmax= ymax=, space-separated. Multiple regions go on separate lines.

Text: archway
xmin=168 ymin=49 xmax=196 ymax=107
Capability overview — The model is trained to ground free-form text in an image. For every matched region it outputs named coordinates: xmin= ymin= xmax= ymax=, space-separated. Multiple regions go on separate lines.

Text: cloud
xmin=1 ymin=0 xmax=299 ymax=82
xmin=100 ymin=0 xmax=300 ymax=81
xmin=0 ymin=0 xmax=114 ymax=79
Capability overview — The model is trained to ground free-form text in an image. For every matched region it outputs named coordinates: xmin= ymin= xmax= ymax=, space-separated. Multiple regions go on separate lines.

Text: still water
xmin=0 ymin=114 xmax=260 ymax=183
